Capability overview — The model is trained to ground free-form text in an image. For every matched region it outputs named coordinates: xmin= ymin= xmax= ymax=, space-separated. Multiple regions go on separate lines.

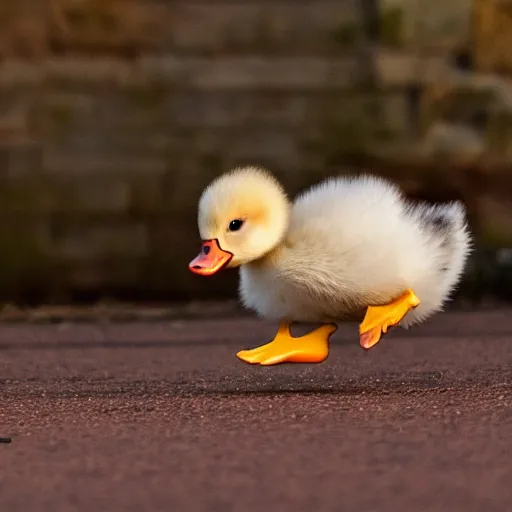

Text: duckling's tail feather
xmin=419 ymin=200 xmax=472 ymax=275
xmin=400 ymin=200 xmax=472 ymax=328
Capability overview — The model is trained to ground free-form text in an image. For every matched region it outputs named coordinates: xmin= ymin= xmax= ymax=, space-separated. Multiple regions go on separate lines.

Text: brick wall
xmin=0 ymin=0 xmax=511 ymax=303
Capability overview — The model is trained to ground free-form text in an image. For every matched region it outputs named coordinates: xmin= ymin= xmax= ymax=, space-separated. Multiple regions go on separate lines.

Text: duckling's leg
xmin=359 ymin=289 xmax=420 ymax=349
xmin=236 ymin=321 xmax=337 ymax=366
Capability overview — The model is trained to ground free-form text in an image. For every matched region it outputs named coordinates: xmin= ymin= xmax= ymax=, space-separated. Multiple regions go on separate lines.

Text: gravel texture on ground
xmin=1 ymin=309 xmax=512 ymax=512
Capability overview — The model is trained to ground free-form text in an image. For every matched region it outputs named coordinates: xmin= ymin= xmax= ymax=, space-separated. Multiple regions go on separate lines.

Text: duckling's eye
xmin=228 ymin=219 xmax=244 ymax=232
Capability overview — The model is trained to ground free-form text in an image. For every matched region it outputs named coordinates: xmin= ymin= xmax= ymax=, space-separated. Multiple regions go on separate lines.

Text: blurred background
xmin=0 ymin=0 xmax=511 ymax=318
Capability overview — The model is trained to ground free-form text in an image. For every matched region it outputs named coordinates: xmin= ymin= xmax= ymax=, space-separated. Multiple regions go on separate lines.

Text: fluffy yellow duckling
xmin=189 ymin=166 xmax=472 ymax=365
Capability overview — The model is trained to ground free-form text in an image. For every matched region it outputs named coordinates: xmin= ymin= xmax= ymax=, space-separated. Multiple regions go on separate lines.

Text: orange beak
xmin=188 ymin=239 xmax=233 ymax=276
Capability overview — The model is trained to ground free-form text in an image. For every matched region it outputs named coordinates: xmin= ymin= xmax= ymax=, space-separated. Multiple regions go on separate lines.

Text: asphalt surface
xmin=1 ymin=309 xmax=512 ymax=512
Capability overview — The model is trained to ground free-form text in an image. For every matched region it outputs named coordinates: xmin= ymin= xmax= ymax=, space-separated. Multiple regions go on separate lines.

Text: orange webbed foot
xmin=359 ymin=289 xmax=420 ymax=349
xmin=236 ymin=322 xmax=337 ymax=366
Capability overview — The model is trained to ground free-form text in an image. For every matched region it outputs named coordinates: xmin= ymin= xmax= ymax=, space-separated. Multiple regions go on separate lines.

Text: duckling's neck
xmin=244 ymin=241 xmax=286 ymax=270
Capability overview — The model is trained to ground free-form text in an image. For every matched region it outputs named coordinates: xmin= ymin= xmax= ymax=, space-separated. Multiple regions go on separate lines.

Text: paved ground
xmin=1 ymin=309 xmax=512 ymax=512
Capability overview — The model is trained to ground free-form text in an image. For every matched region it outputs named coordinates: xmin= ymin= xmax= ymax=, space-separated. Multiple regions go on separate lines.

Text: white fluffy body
xmin=197 ymin=166 xmax=472 ymax=329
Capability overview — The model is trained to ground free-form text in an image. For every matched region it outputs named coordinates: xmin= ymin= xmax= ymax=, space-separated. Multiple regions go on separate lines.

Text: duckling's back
xmin=240 ymin=173 xmax=471 ymax=326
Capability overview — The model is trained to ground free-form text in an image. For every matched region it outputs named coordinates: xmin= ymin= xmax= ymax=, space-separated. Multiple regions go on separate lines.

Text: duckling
xmin=189 ymin=166 xmax=472 ymax=365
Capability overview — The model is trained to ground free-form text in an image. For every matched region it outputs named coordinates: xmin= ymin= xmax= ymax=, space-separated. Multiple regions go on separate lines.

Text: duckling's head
xmin=189 ymin=166 xmax=290 ymax=275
